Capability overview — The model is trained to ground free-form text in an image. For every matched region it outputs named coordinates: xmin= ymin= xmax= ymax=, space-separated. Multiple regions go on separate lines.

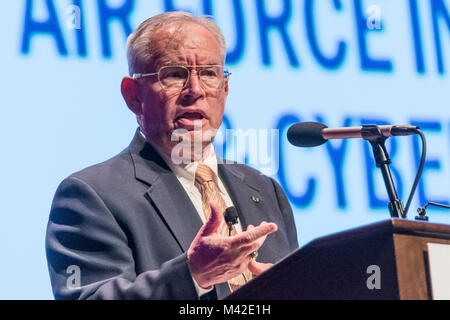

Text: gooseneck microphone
xmin=287 ymin=121 xmax=419 ymax=147
xmin=286 ymin=121 xmax=425 ymax=220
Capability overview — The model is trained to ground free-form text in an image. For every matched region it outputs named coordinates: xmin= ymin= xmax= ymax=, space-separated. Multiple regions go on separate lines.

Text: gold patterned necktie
xmin=194 ymin=164 xmax=253 ymax=292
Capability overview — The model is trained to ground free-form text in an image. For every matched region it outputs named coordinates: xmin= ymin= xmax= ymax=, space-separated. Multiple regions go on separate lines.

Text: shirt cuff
xmin=191 ymin=275 xmax=214 ymax=297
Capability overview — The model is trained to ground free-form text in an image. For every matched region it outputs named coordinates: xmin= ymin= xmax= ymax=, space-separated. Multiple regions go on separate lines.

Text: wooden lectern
xmin=226 ymin=219 xmax=450 ymax=300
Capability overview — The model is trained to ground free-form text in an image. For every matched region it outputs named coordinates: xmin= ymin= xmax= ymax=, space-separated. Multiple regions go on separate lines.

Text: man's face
xmin=131 ymin=22 xmax=228 ymax=160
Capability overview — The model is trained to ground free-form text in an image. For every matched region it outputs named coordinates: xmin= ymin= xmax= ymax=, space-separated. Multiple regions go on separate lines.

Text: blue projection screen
xmin=1 ymin=0 xmax=449 ymax=299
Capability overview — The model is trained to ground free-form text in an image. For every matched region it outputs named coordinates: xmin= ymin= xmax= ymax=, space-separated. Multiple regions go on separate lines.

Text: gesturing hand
xmin=187 ymin=201 xmax=278 ymax=289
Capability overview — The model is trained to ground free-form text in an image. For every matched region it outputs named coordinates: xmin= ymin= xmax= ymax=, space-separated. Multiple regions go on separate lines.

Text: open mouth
xmin=177 ymin=112 xmax=205 ymax=120
xmin=175 ymin=111 xmax=207 ymax=130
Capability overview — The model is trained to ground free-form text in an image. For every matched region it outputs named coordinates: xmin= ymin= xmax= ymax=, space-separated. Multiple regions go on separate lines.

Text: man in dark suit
xmin=46 ymin=11 xmax=298 ymax=300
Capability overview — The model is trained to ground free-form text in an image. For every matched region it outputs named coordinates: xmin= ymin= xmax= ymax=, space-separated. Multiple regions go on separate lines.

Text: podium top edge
xmin=303 ymin=218 xmax=450 ymax=250
xmin=372 ymin=218 xmax=450 ymax=237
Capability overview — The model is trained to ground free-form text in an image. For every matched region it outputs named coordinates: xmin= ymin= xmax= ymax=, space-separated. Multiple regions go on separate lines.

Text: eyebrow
xmin=155 ymin=58 xmax=222 ymax=67
xmin=162 ymin=63 xmax=222 ymax=67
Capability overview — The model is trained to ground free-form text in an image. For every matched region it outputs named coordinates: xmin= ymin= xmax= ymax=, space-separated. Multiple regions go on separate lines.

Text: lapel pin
xmin=251 ymin=196 xmax=260 ymax=203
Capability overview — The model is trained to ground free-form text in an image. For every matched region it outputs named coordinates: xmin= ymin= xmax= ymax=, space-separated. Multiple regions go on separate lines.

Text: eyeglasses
xmin=132 ymin=65 xmax=231 ymax=90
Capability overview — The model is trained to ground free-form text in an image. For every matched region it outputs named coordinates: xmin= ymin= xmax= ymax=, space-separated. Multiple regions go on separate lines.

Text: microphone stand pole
xmin=362 ymin=125 xmax=405 ymax=219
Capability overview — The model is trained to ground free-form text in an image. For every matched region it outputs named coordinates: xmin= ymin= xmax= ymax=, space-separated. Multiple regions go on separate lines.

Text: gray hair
xmin=126 ymin=11 xmax=227 ymax=76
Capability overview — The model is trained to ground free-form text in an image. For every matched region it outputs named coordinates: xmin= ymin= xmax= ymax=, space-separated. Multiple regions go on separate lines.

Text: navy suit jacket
xmin=46 ymin=129 xmax=298 ymax=300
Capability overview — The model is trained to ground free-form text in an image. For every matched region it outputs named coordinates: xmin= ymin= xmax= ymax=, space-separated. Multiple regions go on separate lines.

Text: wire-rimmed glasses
xmin=132 ymin=65 xmax=231 ymax=90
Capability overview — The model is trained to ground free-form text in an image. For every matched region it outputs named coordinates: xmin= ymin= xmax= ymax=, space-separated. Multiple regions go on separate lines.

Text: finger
xmin=248 ymin=260 xmax=273 ymax=276
xmin=199 ymin=200 xmax=223 ymax=236
xmin=232 ymin=222 xmax=278 ymax=246
xmin=239 ymin=242 xmax=263 ymax=257
xmin=245 ymin=225 xmax=268 ymax=247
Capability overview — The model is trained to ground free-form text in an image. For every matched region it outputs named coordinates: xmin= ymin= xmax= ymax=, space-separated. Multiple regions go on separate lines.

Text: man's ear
xmin=223 ymin=78 xmax=229 ymax=96
xmin=121 ymin=77 xmax=142 ymax=116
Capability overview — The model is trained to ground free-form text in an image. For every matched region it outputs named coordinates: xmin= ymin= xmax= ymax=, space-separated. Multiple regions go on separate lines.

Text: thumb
xmin=200 ymin=200 xmax=223 ymax=236
xmin=248 ymin=260 xmax=273 ymax=276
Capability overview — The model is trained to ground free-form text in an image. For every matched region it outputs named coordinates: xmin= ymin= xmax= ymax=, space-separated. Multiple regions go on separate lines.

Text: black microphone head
xmin=287 ymin=122 xmax=328 ymax=147
xmin=224 ymin=207 xmax=239 ymax=226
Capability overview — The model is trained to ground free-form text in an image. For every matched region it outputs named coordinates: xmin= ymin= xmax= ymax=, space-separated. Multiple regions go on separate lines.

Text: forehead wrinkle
xmin=147 ymin=27 xmax=181 ymax=71
xmin=148 ymin=22 xmax=221 ymax=70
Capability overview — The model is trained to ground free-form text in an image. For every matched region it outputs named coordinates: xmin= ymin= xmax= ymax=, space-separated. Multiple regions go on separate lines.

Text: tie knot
xmin=195 ymin=164 xmax=215 ymax=185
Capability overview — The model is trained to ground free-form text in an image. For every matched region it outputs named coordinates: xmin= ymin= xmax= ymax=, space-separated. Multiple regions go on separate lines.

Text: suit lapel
xmin=146 ymin=174 xmax=203 ymax=252
xmin=218 ymin=164 xmax=266 ymax=230
xmin=129 ymin=130 xmax=203 ymax=252
xmin=218 ymin=163 xmax=278 ymax=267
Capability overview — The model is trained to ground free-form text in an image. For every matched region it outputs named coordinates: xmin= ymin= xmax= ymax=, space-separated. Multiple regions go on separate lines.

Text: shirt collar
xmin=166 ymin=143 xmax=219 ymax=188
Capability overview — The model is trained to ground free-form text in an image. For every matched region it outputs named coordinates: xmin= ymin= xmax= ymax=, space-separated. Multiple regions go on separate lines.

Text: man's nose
xmin=182 ymin=71 xmax=205 ymax=99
